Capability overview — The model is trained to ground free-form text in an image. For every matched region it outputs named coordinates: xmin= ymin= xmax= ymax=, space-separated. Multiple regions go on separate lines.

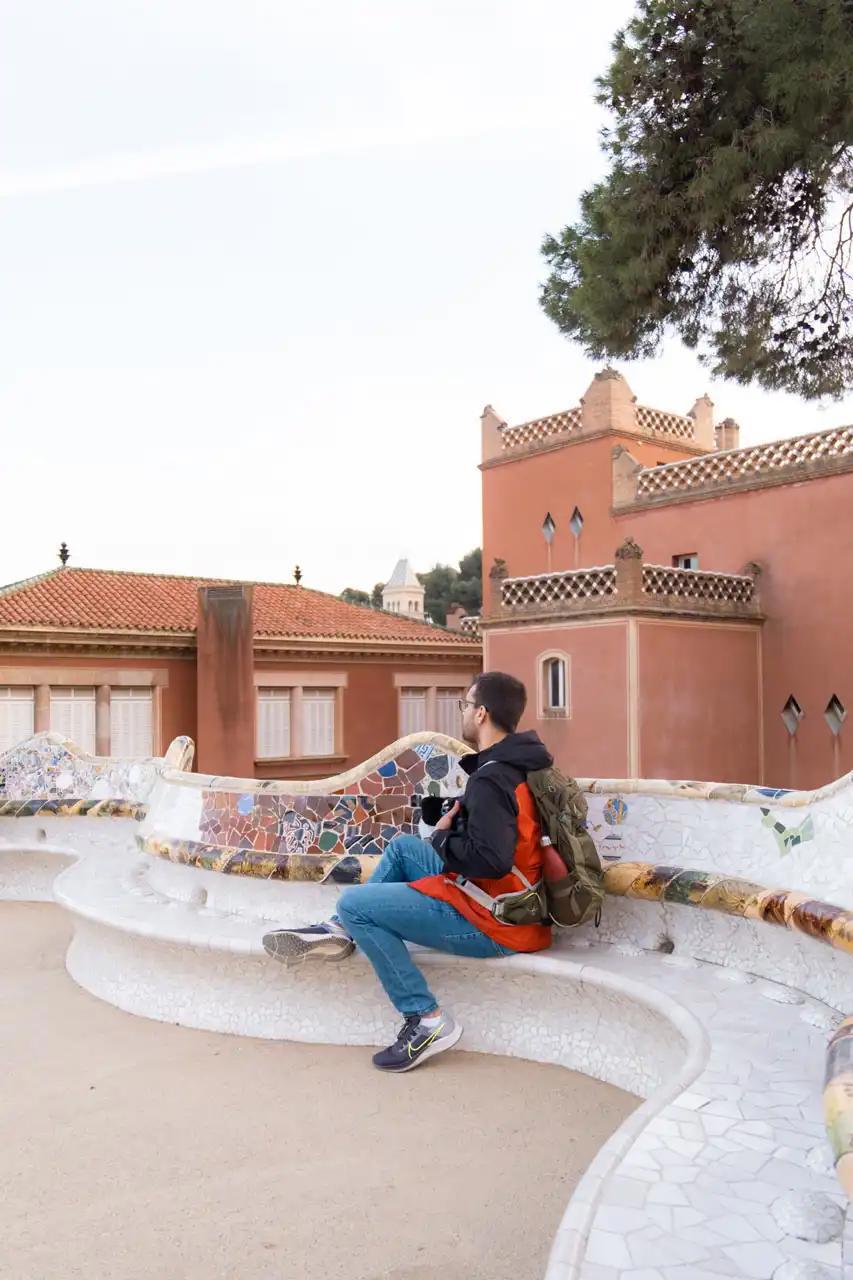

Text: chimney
xmin=715 ymin=417 xmax=741 ymax=452
xmin=445 ymin=604 xmax=467 ymax=632
xmin=196 ymin=584 xmax=256 ymax=777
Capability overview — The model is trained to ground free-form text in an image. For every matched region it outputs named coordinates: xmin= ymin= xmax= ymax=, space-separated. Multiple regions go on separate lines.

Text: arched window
xmin=538 ymin=652 xmax=570 ymax=717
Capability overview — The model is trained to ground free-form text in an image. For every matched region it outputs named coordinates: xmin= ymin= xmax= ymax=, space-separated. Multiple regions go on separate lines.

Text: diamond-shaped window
xmin=569 ymin=507 xmax=584 ymax=537
xmin=541 ymin=512 xmax=556 ymax=544
xmin=824 ymin=694 xmax=847 ymax=736
xmin=781 ymin=695 xmax=804 ymax=736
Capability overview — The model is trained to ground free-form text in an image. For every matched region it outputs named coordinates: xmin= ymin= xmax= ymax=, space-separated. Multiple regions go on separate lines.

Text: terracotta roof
xmin=0 ymin=567 xmax=480 ymax=646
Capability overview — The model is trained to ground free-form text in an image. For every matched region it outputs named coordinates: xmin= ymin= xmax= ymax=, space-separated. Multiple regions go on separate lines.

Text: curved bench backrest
xmin=140 ymin=734 xmax=469 ymax=881
xmin=140 ymin=734 xmax=853 ymax=911
xmin=0 ymin=732 xmax=195 ymax=808
xmin=581 ymin=770 xmax=853 ymax=910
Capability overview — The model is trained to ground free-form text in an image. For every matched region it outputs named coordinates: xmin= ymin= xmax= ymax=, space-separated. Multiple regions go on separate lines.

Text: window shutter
xmin=400 ymin=689 xmax=427 ymax=736
xmin=49 ymin=688 xmax=96 ymax=754
xmin=301 ymin=689 xmax=335 ymax=755
xmin=256 ymin=689 xmax=291 ymax=759
xmin=0 ymin=687 xmax=35 ymax=752
xmin=435 ymin=689 xmax=462 ymax=738
xmin=110 ymin=689 xmax=154 ymax=757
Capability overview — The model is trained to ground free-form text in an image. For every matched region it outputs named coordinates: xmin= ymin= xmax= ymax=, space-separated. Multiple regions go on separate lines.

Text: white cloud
xmin=0 ymin=113 xmax=565 ymax=198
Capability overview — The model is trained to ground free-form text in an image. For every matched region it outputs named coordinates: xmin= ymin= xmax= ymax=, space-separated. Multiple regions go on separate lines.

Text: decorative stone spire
xmin=688 ymin=393 xmax=715 ymax=451
xmin=293 ymin=565 xmax=302 ymax=585
xmin=612 ymin=445 xmax=643 ymax=508
xmin=614 ymin=537 xmax=644 ymax=602
xmin=480 ymin=404 xmax=507 ymax=463
xmin=615 ymin=536 xmax=643 ymax=560
xmin=580 ymin=367 xmax=637 ymax=435
xmin=58 ymin=542 xmax=70 ymax=566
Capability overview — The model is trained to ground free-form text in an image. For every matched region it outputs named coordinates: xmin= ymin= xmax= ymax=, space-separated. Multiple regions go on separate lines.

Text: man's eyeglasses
xmin=457 ymin=698 xmax=478 ymax=713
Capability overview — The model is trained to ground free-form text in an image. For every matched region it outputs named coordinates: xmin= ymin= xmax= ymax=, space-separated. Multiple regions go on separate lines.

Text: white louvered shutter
xmin=0 ymin=687 xmax=35 ymax=752
xmin=302 ymin=689 xmax=335 ymax=755
xmin=49 ymin=687 xmax=96 ymax=753
xmin=400 ymin=689 xmax=427 ymax=736
xmin=435 ymin=689 xmax=462 ymax=738
xmin=257 ymin=689 xmax=291 ymax=759
xmin=110 ymin=688 xmax=154 ymax=756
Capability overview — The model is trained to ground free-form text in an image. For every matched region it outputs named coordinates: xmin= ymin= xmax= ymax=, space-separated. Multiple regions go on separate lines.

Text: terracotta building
xmin=0 ymin=567 xmax=480 ymax=778
xmin=479 ymin=368 xmax=853 ymax=789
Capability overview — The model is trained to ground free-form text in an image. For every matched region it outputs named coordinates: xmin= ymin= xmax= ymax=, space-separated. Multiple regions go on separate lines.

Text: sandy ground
xmin=0 ymin=903 xmax=636 ymax=1280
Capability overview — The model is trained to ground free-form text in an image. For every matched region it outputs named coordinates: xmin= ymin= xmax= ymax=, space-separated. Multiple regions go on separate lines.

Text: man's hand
xmin=433 ymin=801 xmax=461 ymax=833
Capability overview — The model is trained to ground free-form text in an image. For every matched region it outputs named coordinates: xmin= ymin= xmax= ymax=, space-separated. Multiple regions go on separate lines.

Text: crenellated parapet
xmin=614 ymin=423 xmax=853 ymax=509
xmin=483 ymin=542 xmax=760 ymax=626
xmin=484 ymin=369 xmax=717 ymax=463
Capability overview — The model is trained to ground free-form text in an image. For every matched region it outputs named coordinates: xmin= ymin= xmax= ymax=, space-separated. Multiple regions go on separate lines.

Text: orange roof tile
xmin=0 ymin=568 xmax=480 ymax=647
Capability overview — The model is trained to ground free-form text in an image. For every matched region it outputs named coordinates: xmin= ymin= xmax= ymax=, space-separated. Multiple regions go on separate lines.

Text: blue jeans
xmin=334 ymin=835 xmax=512 ymax=1017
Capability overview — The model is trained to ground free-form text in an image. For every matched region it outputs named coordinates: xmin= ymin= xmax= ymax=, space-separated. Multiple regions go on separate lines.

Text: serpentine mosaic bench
xmin=0 ymin=731 xmax=194 ymax=899
xmin=5 ymin=731 xmax=853 ymax=1279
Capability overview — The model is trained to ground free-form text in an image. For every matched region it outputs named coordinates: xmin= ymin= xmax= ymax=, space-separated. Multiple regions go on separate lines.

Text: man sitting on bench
xmin=262 ymin=671 xmax=553 ymax=1072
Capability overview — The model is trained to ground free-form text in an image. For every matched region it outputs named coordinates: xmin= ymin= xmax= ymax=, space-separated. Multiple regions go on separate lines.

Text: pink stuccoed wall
xmin=484 ymin=621 xmax=631 ymax=778
xmin=619 ymin=473 xmax=852 ymax=789
xmin=485 ymin=618 xmax=762 ymax=784
xmin=637 ymin=621 xmax=761 ymax=784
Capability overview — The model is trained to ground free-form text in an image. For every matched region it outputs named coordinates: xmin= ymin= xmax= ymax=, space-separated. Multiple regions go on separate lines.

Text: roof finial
xmin=293 ymin=564 xmax=302 ymax=586
xmin=58 ymin=542 xmax=70 ymax=566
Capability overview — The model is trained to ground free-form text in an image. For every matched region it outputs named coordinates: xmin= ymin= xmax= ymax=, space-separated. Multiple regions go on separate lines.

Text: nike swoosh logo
xmin=407 ymin=1024 xmax=445 ymax=1058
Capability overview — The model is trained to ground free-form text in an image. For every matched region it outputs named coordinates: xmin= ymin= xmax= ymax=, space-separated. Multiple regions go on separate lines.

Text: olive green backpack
xmin=527 ymin=766 xmax=605 ymax=928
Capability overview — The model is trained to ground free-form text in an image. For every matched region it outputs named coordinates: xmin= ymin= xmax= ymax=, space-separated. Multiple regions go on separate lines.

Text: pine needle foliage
xmin=541 ymin=0 xmax=853 ymax=398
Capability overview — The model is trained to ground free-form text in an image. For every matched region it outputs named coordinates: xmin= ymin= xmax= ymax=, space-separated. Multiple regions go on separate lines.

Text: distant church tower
xmin=382 ymin=559 xmax=426 ymax=617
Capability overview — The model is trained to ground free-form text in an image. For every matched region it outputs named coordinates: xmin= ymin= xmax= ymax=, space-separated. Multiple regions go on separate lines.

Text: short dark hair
xmin=471 ymin=671 xmax=527 ymax=733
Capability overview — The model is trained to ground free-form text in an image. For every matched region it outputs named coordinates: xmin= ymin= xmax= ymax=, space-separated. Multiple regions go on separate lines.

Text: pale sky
xmin=2 ymin=1 xmax=850 ymax=597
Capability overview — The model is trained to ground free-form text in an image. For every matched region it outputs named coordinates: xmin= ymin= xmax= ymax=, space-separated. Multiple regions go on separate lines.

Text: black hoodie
xmin=429 ymin=731 xmax=553 ymax=880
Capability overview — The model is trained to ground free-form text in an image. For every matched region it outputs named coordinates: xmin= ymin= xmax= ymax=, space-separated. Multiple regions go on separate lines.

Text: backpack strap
xmin=451 ymin=864 xmax=537 ymax=908
xmin=450 ymin=758 xmax=538 ymax=911
xmin=451 ymin=876 xmax=498 ymax=912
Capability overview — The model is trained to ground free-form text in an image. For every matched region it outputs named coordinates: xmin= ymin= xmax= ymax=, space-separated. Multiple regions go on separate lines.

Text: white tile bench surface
xmin=2 ymin=727 xmax=851 ymax=1279
xmin=47 ymin=848 xmax=852 ymax=1280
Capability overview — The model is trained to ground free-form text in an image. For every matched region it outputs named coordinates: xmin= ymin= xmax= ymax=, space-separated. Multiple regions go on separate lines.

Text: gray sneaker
xmin=262 ymin=922 xmax=355 ymax=966
xmin=372 ymin=1012 xmax=463 ymax=1072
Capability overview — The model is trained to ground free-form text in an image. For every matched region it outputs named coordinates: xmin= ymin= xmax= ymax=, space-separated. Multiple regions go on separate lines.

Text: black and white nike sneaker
xmin=262 ymin=921 xmax=355 ymax=966
xmin=372 ymin=1012 xmax=463 ymax=1072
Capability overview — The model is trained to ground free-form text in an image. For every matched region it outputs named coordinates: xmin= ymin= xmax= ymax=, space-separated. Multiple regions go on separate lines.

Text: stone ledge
xmin=479 ymin=601 xmax=765 ymax=627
